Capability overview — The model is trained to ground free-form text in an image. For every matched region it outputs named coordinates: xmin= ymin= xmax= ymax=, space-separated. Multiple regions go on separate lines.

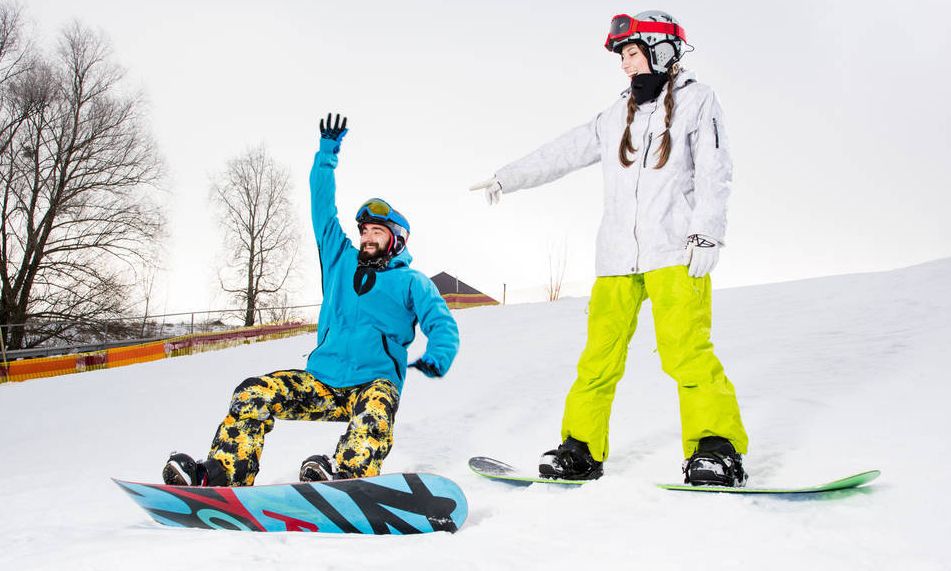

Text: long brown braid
xmin=618 ymin=61 xmax=681 ymax=169
xmin=654 ymin=63 xmax=680 ymax=169
xmin=618 ymin=94 xmax=639 ymax=167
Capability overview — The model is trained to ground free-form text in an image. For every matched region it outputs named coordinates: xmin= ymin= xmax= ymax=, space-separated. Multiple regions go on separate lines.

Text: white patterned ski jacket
xmin=495 ymin=69 xmax=733 ymax=276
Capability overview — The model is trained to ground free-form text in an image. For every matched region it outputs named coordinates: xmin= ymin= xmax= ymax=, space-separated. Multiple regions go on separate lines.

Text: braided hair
xmin=618 ymin=94 xmax=639 ymax=167
xmin=654 ymin=64 xmax=681 ymax=170
xmin=617 ymin=59 xmax=681 ymax=170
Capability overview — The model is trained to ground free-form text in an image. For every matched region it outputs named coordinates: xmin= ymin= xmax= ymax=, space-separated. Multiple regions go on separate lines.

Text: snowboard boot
xmin=162 ymin=452 xmax=230 ymax=487
xmin=683 ymin=436 xmax=748 ymax=487
xmin=538 ymin=436 xmax=604 ymax=480
xmin=299 ymin=454 xmax=336 ymax=482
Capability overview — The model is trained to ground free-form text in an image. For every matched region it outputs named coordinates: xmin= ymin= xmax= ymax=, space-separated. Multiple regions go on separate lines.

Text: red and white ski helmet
xmin=604 ymin=10 xmax=687 ymax=74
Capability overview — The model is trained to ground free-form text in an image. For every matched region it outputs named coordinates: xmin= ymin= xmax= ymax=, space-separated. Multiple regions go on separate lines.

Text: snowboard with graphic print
xmin=114 ymin=472 xmax=467 ymax=534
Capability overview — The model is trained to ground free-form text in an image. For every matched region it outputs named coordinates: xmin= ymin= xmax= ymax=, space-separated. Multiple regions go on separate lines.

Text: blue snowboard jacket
xmin=305 ymin=139 xmax=459 ymax=393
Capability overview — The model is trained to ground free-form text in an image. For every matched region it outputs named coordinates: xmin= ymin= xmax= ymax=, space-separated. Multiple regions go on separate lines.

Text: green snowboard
xmin=470 ymin=456 xmax=881 ymax=494
xmin=659 ymin=469 xmax=881 ymax=494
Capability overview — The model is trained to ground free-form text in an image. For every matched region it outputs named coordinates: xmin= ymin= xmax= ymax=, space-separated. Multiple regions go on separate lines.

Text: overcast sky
xmin=25 ymin=0 xmax=951 ymax=313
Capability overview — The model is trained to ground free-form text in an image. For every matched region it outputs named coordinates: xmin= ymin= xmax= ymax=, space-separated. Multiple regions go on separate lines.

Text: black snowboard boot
xmin=683 ymin=436 xmax=747 ymax=487
xmin=162 ymin=452 xmax=230 ymax=487
xmin=299 ymin=454 xmax=336 ymax=482
xmin=538 ymin=436 xmax=604 ymax=480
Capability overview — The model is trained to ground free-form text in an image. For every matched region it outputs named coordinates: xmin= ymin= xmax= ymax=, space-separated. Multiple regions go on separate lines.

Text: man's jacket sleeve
xmin=411 ymin=276 xmax=459 ymax=376
xmin=688 ymin=89 xmax=733 ymax=244
xmin=494 ymin=114 xmax=602 ymax=193
xmin=310 ymin=139 xmax=354 ymax=274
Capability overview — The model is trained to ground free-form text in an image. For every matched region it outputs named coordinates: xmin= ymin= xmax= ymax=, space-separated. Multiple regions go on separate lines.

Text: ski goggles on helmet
xmin=604 ymin=14 xmax=687 ymax=52
xmin=357 ymin=198 xmax=393 ymax=220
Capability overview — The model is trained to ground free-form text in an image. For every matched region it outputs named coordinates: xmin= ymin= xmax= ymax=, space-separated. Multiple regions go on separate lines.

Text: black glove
xmin=410 ymin=357 xmax=443 ymax=378
xmin=319 ymin=113 xmax=348 ymax=141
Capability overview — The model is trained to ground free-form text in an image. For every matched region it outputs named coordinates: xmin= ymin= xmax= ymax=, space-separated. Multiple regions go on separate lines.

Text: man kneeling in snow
xmin=162 ymin=113 xmax=459 ymax=486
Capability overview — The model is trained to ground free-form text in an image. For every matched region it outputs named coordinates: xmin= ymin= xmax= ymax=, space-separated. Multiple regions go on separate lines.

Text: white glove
xmin=686 ymin=234 xmax=720 ymax=278
xmin=469 ymin=176 xmax=502 ymax=206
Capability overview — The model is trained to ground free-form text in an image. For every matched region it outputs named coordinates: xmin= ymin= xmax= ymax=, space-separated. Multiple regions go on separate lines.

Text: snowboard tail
xmin=114 ymin=472 xmax=467 ymax=534
xmin=468 ymin=456 xmax=588 ymax=486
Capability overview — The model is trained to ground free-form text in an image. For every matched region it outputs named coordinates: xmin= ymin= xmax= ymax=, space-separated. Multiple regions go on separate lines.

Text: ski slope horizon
xmin=2 ymin=258 xmax=949 ymax=570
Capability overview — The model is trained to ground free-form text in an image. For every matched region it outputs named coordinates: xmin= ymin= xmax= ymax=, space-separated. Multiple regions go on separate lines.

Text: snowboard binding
xmin=299 ymin=454 xmax=336 ymax=482
xmin=162 ymin=452 xmax=230 ymax=487
xmin=538 ymin=437 xmax=604 ymax=481
xmin=683 ymin=436 xmax=747 ymax=487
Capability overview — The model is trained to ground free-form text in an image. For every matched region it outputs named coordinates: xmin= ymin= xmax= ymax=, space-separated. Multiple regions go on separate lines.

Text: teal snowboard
xmin=115 ymin=472 xmax=468 ymax=534
xmin=470 ymin=456 xmax=880 ymax=494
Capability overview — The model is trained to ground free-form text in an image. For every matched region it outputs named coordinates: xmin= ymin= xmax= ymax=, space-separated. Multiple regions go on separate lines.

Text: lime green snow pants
xmin=561 ymin=265 xmax=748 ymax=461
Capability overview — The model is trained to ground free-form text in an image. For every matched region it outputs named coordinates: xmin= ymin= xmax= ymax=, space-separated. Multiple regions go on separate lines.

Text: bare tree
xmin=212 ymin=144 xmax=298 ymax=327
xmin=0 ymin=3 xmax=33 ymax=157
xmin=138 ymin=263 xmax=160 ymax=338
xmin=546 ymin=238 xmax=568 ymax=302
xmin=0 ymin=19 xmax=165 ymax=349
xmin=265 ymin=291 xmax=292 ymax=323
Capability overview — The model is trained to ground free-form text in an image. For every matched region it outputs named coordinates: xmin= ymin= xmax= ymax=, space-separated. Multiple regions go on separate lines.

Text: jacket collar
xmin=621 ymin=67 xmax=697 ymax=98
xmin=387 ymin=249 xmax=412 ymax=269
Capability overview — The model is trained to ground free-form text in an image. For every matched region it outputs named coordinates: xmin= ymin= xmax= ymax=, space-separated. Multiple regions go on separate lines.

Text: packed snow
xmin=2 ymin=259 xmax=949 ymax=570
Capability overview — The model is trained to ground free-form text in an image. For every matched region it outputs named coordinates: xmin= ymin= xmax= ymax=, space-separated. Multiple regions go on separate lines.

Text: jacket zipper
xmin=642 ymin=132 xmax=654 ymax=168
xmin=713 ymin=117 xmax=720 ymax=149
xmin=381 ymin=334 xmax=403 ymax=382
xmin=632 ymin=103 xmax=659 ymax=273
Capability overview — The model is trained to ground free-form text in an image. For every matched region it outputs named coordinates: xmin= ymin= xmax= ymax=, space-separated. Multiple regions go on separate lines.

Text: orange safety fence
xmin=0 ymin=321 xmax=316 ymax=384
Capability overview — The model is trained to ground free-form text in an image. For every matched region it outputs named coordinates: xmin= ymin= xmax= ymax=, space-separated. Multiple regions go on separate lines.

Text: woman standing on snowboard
xmin=470 ymin=10 xmax=749 ymax=486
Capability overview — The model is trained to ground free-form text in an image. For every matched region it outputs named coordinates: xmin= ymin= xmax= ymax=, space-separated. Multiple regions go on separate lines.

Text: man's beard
xmin=358 ymin=242 xmax=389 ymax=266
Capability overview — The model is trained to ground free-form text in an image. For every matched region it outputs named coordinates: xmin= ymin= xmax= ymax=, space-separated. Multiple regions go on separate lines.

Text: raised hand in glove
xmin=319 ymin=113 xmax=348 ymax=153
xmin=410 ymin=357 xmax=444 ymax=378
xmin=686 ymin=234 xmax=720 ymax=278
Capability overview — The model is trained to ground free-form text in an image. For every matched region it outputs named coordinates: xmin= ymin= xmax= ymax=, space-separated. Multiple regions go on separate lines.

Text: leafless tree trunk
xmin=139 ymin=264 xmax=158 ymax=338
xmin=212 ymin=144 xmax=298 ymax=327
xmin=0 ymin=17 xmax=165 ymax=349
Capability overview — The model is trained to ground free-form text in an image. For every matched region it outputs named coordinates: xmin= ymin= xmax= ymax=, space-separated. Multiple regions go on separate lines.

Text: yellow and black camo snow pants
xmin=207 ymin=370 xmax=399 ymax=486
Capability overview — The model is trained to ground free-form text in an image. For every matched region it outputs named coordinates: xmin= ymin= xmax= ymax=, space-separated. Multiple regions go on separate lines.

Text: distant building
xmin=430 ymin=272 xmax=500 ymax=309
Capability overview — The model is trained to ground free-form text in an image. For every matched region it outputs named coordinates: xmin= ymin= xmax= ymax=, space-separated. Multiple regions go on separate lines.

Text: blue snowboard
xmin=114 ymin=473 xmax=467 ymax=534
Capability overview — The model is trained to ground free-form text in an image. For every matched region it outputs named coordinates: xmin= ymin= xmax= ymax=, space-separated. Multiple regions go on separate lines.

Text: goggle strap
xmin=634 ymin=21 xmax=687 ymax=41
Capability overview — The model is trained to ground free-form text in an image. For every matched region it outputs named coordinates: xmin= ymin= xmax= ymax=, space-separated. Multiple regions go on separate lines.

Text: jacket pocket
xmin=380 ymin=334 xmax=404 ymax=382
xmin=306 ymin=327 xmax=331 ymax=362
xmin=712 ymin=118 xmax=720 ymax=149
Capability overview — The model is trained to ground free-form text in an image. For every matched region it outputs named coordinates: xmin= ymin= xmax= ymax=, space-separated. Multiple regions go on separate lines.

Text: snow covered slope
xmin=2 ymin=259 xmax=949 ymax=570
